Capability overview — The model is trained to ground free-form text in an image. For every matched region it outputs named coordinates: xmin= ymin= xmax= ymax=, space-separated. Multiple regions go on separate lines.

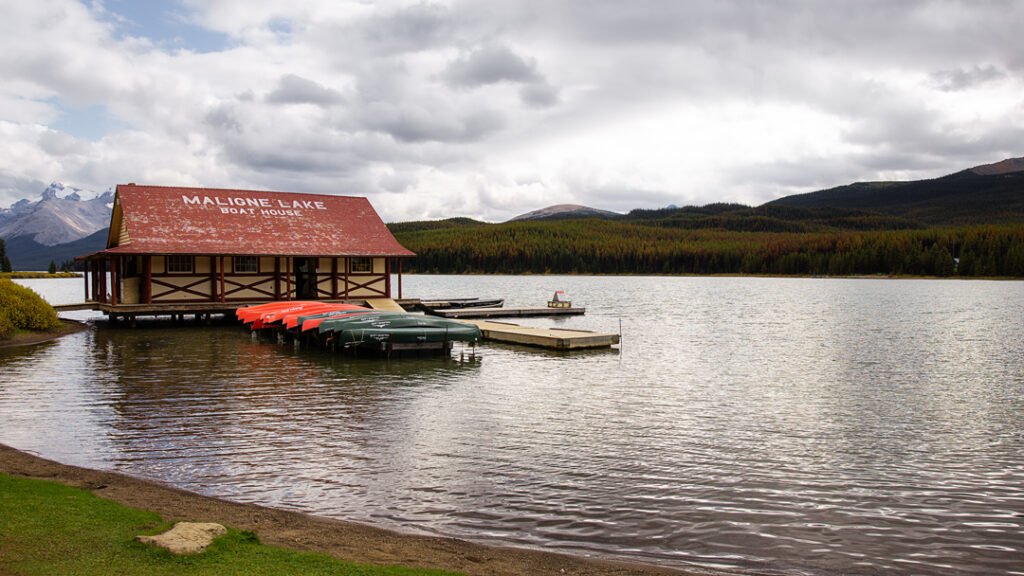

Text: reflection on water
xmin=3 ymin=276 xmax=1024 ymax=575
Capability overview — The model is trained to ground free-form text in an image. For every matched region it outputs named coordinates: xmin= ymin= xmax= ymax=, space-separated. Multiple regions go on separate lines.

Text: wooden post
xmin=97 ymin=260 xmax=105 ymax=303
xmin=385 ymin=258 xmax=391 ymax=297
xmin=110 ymin=256 xmax=118 ymax=306
xmin=343 ymin=258 xmax=349 ymax=301
xmin=219 ymin=256 xmax=226 ymax=303
xmin=274 ymin=257 xmax=281 ymax=300
xmin=210 ymin=256 xmax=217 ymax=302
xmin=285 ymin=257 xmax=292 ymax=300
xmin=331 ymin=258 xmax=338 ymax=299
xmin=143 ymin=255 xmax=152 ymax=304
xmin=83 ymin=259 xmax=90 ymax=301
xmin=398 ymin=258 xmax=403 ymax=299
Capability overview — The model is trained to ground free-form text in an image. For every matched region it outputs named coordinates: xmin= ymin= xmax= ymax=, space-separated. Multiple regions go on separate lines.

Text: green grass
xmin=0 ymin=474 xmax=462 ymax=576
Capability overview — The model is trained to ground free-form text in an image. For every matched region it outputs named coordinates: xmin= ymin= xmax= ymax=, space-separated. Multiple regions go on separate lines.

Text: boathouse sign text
xmin=181 ymin=195 xmax=327 ymax=218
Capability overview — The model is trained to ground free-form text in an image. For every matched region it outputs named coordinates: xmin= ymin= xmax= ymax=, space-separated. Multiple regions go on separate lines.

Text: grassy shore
xmin=0 ymin=473 xmax=461 ymax=576
xmin=0 ymin=444 xmax=685 ymax=576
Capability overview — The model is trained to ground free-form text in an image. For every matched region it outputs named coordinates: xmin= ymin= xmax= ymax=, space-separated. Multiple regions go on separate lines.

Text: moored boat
xmin=254 ymin=302 xmax=350 ymax=329
xmin=420 ymin=298 xmax=504 ymax=312
xmin=237 ymin=301 xmax=314 ymax=325
xmin=318 ymin=312 xmax=481 ymax=345
xmin=295 ymin=309 xmax=377 ymax=332
xmin=239 ymin=302 xmax=480 ymax=357
xmin=282 ymin=304 xmax=368 ymax=330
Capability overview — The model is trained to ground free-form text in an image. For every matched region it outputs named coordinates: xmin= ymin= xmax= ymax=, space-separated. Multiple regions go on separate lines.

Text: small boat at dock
xmin=256 ymin=302 xmax=364 ymax=330
xmin=282 ymin=304 xmax=369 ymax=330
xmin=237 ymin=301 xmax=480 ymax=356
xmin=295 ymin=309 xmax=377 ymax=332
xmin=419 ymin=298 xmax=505 ymax=311
xmin=318 ymin=312 xmax=481 ymax=346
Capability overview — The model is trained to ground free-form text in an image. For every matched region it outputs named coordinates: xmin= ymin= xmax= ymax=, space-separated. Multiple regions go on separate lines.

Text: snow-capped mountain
xmin=0 ymin=182 xmax=113 ymax=246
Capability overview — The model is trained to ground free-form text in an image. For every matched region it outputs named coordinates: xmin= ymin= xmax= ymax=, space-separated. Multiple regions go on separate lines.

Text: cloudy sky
xmin=2 ymin=0 xmax=1022 ymax=221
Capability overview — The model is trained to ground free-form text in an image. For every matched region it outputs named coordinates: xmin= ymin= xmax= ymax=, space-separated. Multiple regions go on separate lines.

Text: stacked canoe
xmin=236 ymin=301 xmax=481 ymax=355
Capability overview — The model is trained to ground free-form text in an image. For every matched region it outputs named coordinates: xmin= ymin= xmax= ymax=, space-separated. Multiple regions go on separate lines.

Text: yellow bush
xmin=0 ymin=310 xmax=13 ymax=339
xmin=0 ymin=279 xmax=61 ymax=338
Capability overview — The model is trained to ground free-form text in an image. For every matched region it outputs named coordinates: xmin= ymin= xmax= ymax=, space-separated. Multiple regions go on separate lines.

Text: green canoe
xmin=318 ymin=312 xmax=481 ymax=344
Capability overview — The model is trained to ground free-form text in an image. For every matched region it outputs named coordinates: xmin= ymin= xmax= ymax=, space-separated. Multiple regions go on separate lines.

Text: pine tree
xmin=48 ymin=260 xmax=57 ymax=274
xmin=0 ymin=238 xmax=11 ymax=273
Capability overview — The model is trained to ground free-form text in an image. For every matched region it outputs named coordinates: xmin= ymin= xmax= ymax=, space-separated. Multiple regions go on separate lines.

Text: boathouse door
xmin=295 ymin=258 xmax=319 ymax=299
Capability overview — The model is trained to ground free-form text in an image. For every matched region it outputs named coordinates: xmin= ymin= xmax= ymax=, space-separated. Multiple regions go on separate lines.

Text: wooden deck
xmin=460 ymin=319 xmax=619 ymax=350
xmin=52 ymin=303 xmax=101 ymax=312
xmin=427 ymin=307 xmax=586 ymax=319
xmin=364 ymin=298 xmax=407 ymax=312
xmin=52 ymin=298 xmax=422 ymax=317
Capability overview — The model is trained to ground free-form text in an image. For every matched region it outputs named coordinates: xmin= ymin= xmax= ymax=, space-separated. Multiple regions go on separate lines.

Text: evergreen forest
xmin=389 ymin=168 xmax=1024 ymax=277
xmin=389 ymin=213 xmax=1024 ymax=278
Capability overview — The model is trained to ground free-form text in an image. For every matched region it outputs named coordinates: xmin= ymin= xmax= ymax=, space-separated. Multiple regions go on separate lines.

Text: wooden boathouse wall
xmin=81 ymin=184 xmax=412 ymax=312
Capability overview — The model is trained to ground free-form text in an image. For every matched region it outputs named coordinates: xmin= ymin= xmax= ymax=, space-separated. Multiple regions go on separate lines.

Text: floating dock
xmin=364 ymin=297 xmax=407 ymax=312
xmin=51 ymin=298 xmax=422 ymax=321
xmin=427 ymin=307 xmax=586 ymax=319
xmin=460 ymin=319 xmax=619 ymax=350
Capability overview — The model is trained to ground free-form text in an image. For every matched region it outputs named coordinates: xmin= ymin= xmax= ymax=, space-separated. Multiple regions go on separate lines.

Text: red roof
xmin=102 ymin=184 xmax=414 ymax=257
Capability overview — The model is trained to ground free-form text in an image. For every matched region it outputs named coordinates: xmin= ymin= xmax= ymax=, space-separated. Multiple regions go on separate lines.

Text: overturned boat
xmin=237 ymin=301 xmax=480 ymax=356
xmin=419 ymin=297 xmax=505 ymax=312
xmin=319 ymin=311 xmax=481 ymax=349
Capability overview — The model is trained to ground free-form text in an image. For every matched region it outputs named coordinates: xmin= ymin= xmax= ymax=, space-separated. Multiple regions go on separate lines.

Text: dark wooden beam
xmin=144 ymin=255 xmax=152 ymax=304
xmin=331 ymin=258 xmax=338 ymax=299
xmin=219 ymin=256 xmax=226 ymax=303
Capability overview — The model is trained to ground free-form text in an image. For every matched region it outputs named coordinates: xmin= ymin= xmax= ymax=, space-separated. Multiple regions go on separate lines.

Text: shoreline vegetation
xmin=0 ymin=317 xmax=89 ymax=349
xmin=0 ymin=278 xmax=68 ymax=343
xmin=389 ymin=219 xmax=1024 ymax=278
xmin=0 ymin=271 xmax=81 ymax=279
xmin=0 ymin=472 xmax=461 ymax=576
xmin=0 ymin=444 xmax=693 ymax=576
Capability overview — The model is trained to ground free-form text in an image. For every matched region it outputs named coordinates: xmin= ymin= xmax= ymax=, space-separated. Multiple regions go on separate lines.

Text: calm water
xmin=3 ymin=276 xmax=1023 ymax=575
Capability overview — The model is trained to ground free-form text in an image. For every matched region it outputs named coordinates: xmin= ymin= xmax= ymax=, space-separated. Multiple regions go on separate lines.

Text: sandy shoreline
xmin=0 ymin=443 xmax=736 ymax=576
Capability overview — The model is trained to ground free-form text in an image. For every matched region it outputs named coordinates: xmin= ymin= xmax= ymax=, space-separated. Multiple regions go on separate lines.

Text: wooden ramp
xmin=429 ymin=307 xmax=585 ymax=319
xmin=53 ymin=303 xmax=99 ymax=312
xmin=364 ymin=298 xmax=407 ymax=312
xmin=461 ymin=319 xmax=619 ymax=350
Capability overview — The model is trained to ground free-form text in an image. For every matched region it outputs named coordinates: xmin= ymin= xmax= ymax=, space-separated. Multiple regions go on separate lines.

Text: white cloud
xmin=1 ymin=0 xmax=1022 ymax=220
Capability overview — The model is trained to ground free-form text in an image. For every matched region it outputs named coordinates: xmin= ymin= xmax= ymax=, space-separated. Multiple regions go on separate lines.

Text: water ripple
xmin=3 ymin=276 xmax=1024 ymax=575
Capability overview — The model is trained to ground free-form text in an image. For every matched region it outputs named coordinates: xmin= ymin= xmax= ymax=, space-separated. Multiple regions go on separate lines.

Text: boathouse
xmin=80 ymin=184 xmax=414 ymax=318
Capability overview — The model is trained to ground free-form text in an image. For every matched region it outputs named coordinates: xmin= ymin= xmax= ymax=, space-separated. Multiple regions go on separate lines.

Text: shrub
xmin=0 ymin=279 xmax=61 ymax=339
xmin=0 ymin=310 xmax=12 ymax=339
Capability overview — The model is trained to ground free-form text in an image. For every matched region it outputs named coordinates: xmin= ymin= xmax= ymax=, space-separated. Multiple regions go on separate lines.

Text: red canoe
xmin=237 ymin=301 xmax=316 ymax=324
xmin=282 ymin=304 xmax=369 ymax=330
xmin=298 ymin=309 xmax=378 ymax=332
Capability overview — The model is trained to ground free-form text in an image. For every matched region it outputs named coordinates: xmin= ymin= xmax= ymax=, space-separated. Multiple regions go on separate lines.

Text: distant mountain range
xmin=3 ymin=156 xmax=1023 ymax=270
xmin=3 ymin=229 xmax=109 ymax=272
xmin=508 ymin=157 xmax=1024 ymax=227
xmin=764 ymin=157 xmax=1024 ymax=225
xmin=509 ymin=204 xmax=621 ymax=221
xmin=0 ymin=182 xmax=112 ymax=270
xmin=0 ymin=182 xmax=112 ymax=245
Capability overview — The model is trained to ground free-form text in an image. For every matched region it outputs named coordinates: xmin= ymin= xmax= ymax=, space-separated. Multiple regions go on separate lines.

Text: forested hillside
xmin=390 ymin=159 xmax=1024 ymax=277
xmin=766 ymin=170 xmax=1024 ymax=225
xmin=391 ymin=220 xmax=1024 ymax=277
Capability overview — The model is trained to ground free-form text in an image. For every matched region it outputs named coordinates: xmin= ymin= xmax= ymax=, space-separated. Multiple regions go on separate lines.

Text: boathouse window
xmin=166 ymin=255 xmax=193 ymax=273
xmin=233 ymin=256 xmax=259 ymax=273
xmin=351 ymin=257 xmax=372 ymax=273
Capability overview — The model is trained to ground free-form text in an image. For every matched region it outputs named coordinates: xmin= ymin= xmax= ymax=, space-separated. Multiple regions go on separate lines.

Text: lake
xmin=3 ymin=275 xmax=1023 ymax=575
